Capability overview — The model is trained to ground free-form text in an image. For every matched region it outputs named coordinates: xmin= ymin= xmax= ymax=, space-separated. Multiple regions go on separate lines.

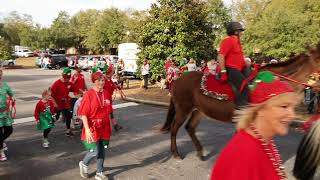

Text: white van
xmin=118 ymin=43 xmax=140 ymax=76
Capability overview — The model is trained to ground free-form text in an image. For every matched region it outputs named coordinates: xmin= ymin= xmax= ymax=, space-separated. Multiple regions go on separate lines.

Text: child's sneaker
xmin=95 ymin=172 xmax=107 ymax=180
xmin=42 ymin=139 xmax=49 ymax=148
xmin=79 ymin=161 xmax=89 ymax=178
xmin=66 ymin=130 xmax=75 ymax=137
xmin=0 ymin=149 xmax=7 ymax=161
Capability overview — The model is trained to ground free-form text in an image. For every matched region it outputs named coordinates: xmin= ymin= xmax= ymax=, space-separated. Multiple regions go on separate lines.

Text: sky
xmin=0 ymin=0 xmax=232 ymax=27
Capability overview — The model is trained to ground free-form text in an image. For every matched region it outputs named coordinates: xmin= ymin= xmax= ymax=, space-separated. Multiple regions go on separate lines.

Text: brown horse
xmin=161 ymin=46 xmax=320 ymax=160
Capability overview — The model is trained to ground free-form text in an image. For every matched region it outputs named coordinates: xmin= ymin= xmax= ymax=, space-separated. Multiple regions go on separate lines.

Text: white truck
xmin=118 ymin=43 xmax=140 ymax=77
xmin=14 ymin=45 xmax=33 ymax=57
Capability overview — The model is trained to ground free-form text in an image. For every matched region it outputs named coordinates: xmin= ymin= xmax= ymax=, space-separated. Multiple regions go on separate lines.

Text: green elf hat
xmin=62 ymin=68 xmax=71 ymax=80
xmin=91 ymin=68 xmax=103 ymax=82
xmin=249 ymin=71 xmax=294 ymax=104
xmin=103 ymin=64 xmax=113 ymax=76
xmin=62 ymin=67 xmax=71 ymax=75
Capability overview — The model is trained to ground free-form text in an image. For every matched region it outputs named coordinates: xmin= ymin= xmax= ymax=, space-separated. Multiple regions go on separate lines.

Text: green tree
xmin=50 ymin=11 xmax=75 ymax=48
xmin=206 ymin=0 xmax=232 ymax=48
xmin=233 ymin=0 xmax=320 ymax=59
xmin=85 ymin=8 xmax=126 ymax=53
xmin=137 ymin=0 xmax=217 ymax=80
xmin=2 ymin=11 xmax=34 ymax=46
xmin=70 ymin=9 xmax=100 ymax=53
xmin=0 ymin=38 xmax=13 ymax=61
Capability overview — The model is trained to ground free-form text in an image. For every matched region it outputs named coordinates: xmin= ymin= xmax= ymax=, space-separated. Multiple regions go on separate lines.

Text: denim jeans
xmin=82 ymin=139 xmax=105 ymax=173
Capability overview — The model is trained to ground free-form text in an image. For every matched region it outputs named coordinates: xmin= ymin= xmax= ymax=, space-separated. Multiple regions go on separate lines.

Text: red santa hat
xmin=91 ymin=68 xmax=103 ymax=83
xmin=249 ymin=71 xmax=294 ymax=104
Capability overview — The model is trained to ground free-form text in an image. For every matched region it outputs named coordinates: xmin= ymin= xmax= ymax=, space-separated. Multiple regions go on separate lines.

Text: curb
xmin=3 ymin=65 xmax=25 ymax=69
xmin=123 ymin=97 xmax=169 ymax=107
xmin=123 ymin=96 xmax=305 ymax=128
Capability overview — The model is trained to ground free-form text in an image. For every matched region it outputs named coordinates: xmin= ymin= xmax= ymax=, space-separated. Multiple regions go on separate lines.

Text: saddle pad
xmin=201 ymin=73 xmax=235 ymax=101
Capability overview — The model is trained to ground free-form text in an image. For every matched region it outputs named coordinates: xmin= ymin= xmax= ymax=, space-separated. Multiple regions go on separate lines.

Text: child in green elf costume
xmin=34 ymin=89 xmax=56 ymax=148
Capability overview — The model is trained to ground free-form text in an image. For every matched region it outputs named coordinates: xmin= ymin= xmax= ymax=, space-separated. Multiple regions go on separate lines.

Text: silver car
xmin=0 ymin=59 xmax=16 ymax=66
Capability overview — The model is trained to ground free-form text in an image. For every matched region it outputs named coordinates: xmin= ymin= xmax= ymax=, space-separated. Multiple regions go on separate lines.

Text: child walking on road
xmin=34 ymin=89 xmax=55 ymax=148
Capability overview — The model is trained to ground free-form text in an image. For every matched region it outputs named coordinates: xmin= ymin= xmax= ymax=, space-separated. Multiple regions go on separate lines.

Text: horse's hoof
xmin=197 ymin=151 xmax=204 ymax=161
xmin=172 ymin=154 xmax=182 ymax=160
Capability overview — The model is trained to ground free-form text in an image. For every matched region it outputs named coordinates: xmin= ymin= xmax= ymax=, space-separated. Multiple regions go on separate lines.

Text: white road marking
xmin=13 ymin=102 xmax=139 ymax=125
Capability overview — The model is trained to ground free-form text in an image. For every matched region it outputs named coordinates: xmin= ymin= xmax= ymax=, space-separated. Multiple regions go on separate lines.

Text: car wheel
xmin=55 ymin=64 xmax=61 ymax=69
xmin=8 ymin=62 xmax=14 ymax=66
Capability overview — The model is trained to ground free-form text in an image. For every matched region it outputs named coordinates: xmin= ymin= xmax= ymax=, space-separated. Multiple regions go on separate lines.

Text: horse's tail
xmin=161 ymin=98 xmax=175 ymax=133
xmin=293 ymin=120 xmax=320 ymax=180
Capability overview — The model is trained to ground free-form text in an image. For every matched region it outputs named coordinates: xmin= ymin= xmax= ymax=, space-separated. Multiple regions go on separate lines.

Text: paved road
xmin=1 ymin=102 xmax=302 ymax=180
xmin=0 ymin=69 xmax=302 ymax=180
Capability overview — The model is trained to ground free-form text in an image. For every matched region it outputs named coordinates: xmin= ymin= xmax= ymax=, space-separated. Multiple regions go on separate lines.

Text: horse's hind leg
xmin=171 ymin=107 xmax=190 ymax=159
xmin=185 ymin=110 xmax=204 ymax=160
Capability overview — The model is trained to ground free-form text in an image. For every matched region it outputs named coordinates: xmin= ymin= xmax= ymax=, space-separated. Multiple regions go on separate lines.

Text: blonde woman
xmin=211 ymin=71 xmax=300 ymax=180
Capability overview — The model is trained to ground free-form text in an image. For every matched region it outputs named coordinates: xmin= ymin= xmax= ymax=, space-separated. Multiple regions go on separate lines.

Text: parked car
xmin=46 ymin=55 xmax=68 ymax=69
xmin=77 ymin=55 xmax=106 ymax=70
xmin=15 ymin=49 xmax=34 ymax=57
xmin=0 ymin=59 xmax=16 ymax=66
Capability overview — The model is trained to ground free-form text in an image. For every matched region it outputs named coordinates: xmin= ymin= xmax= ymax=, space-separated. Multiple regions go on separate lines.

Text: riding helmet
xmin=226 ymin=21 xmax=245 ymax=35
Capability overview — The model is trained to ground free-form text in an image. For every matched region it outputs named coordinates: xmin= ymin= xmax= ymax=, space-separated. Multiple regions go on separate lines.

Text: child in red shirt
xmin=34 ymin=89 xmax=55 ymax=148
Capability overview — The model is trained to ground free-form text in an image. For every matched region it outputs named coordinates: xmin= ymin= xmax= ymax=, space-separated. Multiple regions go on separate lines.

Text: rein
xmin=240 ymin=64 xmax=312 ymax=92
xmin=266 ymin=70 xmax=311 ymax=87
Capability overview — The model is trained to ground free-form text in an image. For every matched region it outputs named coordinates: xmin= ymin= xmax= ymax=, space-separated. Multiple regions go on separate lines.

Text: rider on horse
xmin=218 ymin=21 xmax=249 ymax=107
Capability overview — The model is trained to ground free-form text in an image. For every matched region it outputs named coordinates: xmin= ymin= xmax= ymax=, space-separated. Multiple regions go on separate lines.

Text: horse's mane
xmin=262 ymin=53 xmax=309 ymax=68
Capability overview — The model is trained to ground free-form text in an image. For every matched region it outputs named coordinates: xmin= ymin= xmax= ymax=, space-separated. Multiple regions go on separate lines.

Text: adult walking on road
xmin=211 ymin=71 xmax=300 ymax=180
xmin=51 ymin=68 xmax=75 ymax=137
xmin=0 ymin=69 xmax=15 ymax=161
xmin=78 ymin=69 xmax=112 ymax=180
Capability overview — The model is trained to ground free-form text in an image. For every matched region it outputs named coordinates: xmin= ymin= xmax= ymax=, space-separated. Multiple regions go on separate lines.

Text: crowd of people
xmin=0 ymin=21 xmax=317 ymax=180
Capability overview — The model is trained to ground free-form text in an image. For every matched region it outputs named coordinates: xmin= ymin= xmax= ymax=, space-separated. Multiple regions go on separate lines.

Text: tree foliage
xmin=137 ymin=0 xmax=226 ymax=80
xmin=206 ymin=0 xmax=232 ymax=47
xmin=50 ymin=11 xmax=75 ymax=49
xmin=232 ymin=0 xmax=320 ymax=59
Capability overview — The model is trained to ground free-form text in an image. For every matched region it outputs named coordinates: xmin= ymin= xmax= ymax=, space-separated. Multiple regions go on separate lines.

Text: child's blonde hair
xmin=42 ymin=88 xmax=51 ymax=98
